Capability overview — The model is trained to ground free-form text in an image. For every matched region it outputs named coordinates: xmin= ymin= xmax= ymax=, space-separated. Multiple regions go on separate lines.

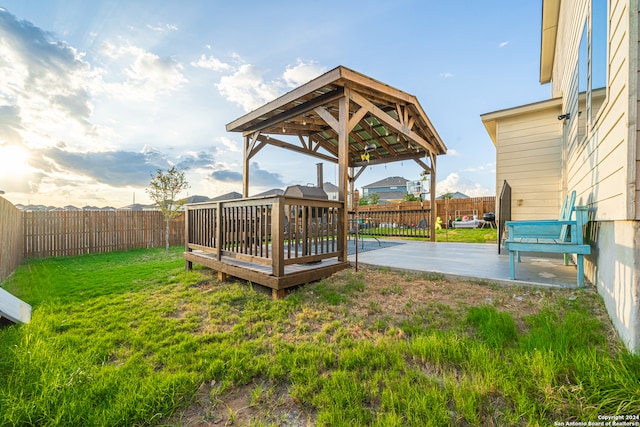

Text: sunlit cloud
xmin=282 ymin=59 xmax=325 ymax=88
xmin=100 ymin=42 xmax=188 ymax=101
xmin=191 ymin=54 xmax=232 ymax=71
xmin=436 ymin=172 xmax=492 ymax=197
xmin=216 ymin=136 xmax=240 ymax=153
xmin=499 ymin=41 xmax=510 ymax=48
xmin=440 ymin=72 xmax=454 ymax=78
xmin=215 ymin=64 xmax=281 ymax=112
xmin=214 ymin=59 xmax=325 ymax=112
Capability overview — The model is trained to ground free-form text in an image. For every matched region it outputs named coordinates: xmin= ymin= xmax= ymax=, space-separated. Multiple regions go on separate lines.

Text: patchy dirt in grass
xmin=164 ymin=379 xmax=314 ymax=426
xmin=164 ymin=266 xmax=615 ymax=426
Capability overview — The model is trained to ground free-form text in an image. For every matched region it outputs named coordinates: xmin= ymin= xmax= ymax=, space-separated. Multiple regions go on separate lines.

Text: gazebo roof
xmin=226 ymin=66 xmax=447 ymax=168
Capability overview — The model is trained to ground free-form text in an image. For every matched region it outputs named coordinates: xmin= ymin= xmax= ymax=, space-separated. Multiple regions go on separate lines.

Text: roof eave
xmin=540 ymin=0 xmax=561 ymax=84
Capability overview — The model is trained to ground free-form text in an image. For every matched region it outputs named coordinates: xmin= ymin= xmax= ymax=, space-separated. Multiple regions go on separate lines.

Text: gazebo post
xmin=430 ymin=154 xmax=437 ymax=242
xmin=242 ymin=134 xmax=249 ymax=198
xmin=337 ymin=91 xmax=349 ymax=262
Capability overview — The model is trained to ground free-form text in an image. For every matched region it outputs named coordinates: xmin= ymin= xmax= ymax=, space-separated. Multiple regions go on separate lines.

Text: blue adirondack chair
xmin=503 ymin=191 xmax=591 ymax=286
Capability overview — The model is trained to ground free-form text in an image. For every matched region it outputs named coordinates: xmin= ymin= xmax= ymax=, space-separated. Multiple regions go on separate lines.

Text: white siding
xmin=552 ymin=0 xmax=632 ymax=221
xmin=495 ymin=108 xmax=563 ymax=220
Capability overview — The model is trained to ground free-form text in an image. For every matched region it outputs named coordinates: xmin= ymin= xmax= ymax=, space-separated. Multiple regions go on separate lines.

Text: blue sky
xmin=0 ymin=1 xmax=550 ymax=207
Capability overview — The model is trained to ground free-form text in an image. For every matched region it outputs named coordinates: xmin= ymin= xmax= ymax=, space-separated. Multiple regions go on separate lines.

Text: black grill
xmin=483 ymin=212 xmax=495 ymax=222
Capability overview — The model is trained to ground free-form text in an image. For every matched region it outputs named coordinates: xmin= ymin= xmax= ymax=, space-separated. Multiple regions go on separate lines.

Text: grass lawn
xmin=435 ymin=227 xmax=497 ymax=243
xmin=1 ymin=247 xmax=638 ymax=426
xmin=357 ymin=226 xmax=498 ymax=243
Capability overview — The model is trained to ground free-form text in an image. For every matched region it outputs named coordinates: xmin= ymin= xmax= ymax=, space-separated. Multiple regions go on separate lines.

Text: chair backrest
xmin=559 ymin=190 xmax=576 ymax=241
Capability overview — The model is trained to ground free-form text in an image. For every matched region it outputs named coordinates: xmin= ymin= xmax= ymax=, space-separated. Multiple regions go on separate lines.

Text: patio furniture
xmin=503 ymin=191 xmax=591 ymax=286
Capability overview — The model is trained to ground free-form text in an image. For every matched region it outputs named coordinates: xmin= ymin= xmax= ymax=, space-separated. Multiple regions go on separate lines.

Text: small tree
xmin=368 ymin=193 xmax=380 ymax=205
xmin=403 ymin=192 xmax=420 ymax=202
xmin=359 ymin=195 xmax=369 ymax=206
xmin=146 ymin=166 xmax=189 ymax=253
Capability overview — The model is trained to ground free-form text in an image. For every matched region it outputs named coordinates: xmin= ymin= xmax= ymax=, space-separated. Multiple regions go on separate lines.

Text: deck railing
xmin=349 ymin=207 xmax=431 ymax=238
xmin=185 ymin=196 xmax=345 ymax=277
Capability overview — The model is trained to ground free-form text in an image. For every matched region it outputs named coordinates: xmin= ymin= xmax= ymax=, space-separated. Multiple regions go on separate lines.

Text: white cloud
xmin=440 ymin=72 xmax=454 ymax=78
xmin=462 ymin=162 xmax=496 ymax=173
xmin=447 ymin=148 xmax=460 ymax=156
xmin=499 ymin=41 xmax=509 ymax=48
xmin=436 ymin=172 xmax=492 ymax=197
xmin=213 ymin=59 xmax=326 ymax=113
xmin=215 ymin=64 xmax=281 ymax=112
xmin=147 ymin=23 xmax=178 ymax=32
xmin=216 ymin=136 xmax=240 ymax=152
xmin=191 ymin=54 xmax=232 ymax=72
xmin=0 ymin=9 xmax=102 ymax=151
xmin=282 ymin=59 xmax=325 ymax=88
xmin=101 ymin=43 xmax=187 ymax=101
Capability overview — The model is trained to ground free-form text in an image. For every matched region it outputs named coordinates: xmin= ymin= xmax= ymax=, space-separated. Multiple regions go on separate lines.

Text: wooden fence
xmin=23 ymin=210 xmax=184 ymax=259
xmin=1 ymin=195 xmax=496 ymax=279
xmin=0 ymin=197 xmax=24 ymax=283
xmin=357 ymin=196 xmax=496 ymax=221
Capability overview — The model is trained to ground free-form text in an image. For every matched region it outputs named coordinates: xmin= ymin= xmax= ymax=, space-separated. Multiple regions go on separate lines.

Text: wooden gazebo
xmin=184 ymin=66 xmax=447 ymax=297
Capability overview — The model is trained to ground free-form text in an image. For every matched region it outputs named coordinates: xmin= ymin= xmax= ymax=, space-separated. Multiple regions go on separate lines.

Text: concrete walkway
xmin=346 ymin=239 xmax=587 ymax=289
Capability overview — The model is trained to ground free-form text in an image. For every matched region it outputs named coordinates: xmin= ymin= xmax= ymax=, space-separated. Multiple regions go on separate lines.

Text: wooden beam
xmin=349 ymin=166 xmax=366 ymax=183
xmin=348 ymin=105 xmax=369 ymax=133
xmin=350 ymin=91 xmax=440 ymax=155
xmin=413 ymin=158 xmax=433 ymax=173
xmin=237 ymin=88 xmax=344 ymax=134
xmin=352 ymin=151 xmax=427 ymax=168
xmin=248 ymin=139 xmax=268 ymax=159
xmin=298 ymin=134 xmax=309 ymax=150
xmin=227 ymin=67 xmax=343 ymax=132
xmin=314 ymin=106 xmax=340 ymax=133
xmin=257 ymin=135 xmax=338 ymax=163
xmin=248 ymin=130 xmax=261 ymax=155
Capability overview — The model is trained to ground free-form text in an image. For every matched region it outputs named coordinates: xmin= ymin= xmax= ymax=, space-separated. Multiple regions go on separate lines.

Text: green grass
xmin=357 ymin=227 xmax=497 ymax=243
xmin=435 ymin=227 xmax=497 ymax=243
xmin=1 ymin=247 xmax=638 ymax=426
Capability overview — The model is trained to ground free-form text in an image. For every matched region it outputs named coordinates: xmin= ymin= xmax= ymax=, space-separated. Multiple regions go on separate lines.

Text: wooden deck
xmin=184 ymin=195 xmax=349 ymax=298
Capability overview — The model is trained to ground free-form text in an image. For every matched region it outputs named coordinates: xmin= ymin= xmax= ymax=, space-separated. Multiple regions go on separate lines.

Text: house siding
xmin=485 ymin=0 xmax=640 ymax=351
xmin=495 ymin=108 xmax=563 ymax=220
xmin=550 ymin=0 xmax=640 ymax=352
xmin=553 ymin=0 xmax=631 ymax=221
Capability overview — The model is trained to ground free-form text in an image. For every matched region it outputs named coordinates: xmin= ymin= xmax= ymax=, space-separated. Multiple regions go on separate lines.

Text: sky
xmin=0 ymin=1 xmax=551 ymax=208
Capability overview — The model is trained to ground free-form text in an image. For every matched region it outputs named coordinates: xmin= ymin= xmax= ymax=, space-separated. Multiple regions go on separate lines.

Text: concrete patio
xmin=346 ymin=238 xmax=588 ymax=289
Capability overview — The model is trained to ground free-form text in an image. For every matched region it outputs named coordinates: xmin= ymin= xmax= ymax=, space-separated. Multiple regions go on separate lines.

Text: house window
xmin=577 ymin=21 xmax=588 ymax=143
xmin=578 ymin=22 xmax=588 ymax=95
xmin=590 ymin=0 xmax=608 ymax=123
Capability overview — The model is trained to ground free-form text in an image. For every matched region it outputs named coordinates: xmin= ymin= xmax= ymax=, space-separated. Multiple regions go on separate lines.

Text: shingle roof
xmin=209 ymin=191 xmax=243 ymax=201
xmin=362 ymin=176 xmax=408 ymax=189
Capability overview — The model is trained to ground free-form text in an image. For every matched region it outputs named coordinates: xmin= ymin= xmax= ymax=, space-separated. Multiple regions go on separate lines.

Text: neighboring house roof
xmin=322 ymin=182 xmax=339 ymax=193
xmin=209 ymin=191 xmax=243 ymax=201
xmin=183 ymin=195 xmax=211 ymax=204
xmin=118 ymin=203 xmax=156 ymax=210
xmin=363 ymin=176 xmax=409 ymax=189
xmin=252 ymin=188 xmax=285 ymax=197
